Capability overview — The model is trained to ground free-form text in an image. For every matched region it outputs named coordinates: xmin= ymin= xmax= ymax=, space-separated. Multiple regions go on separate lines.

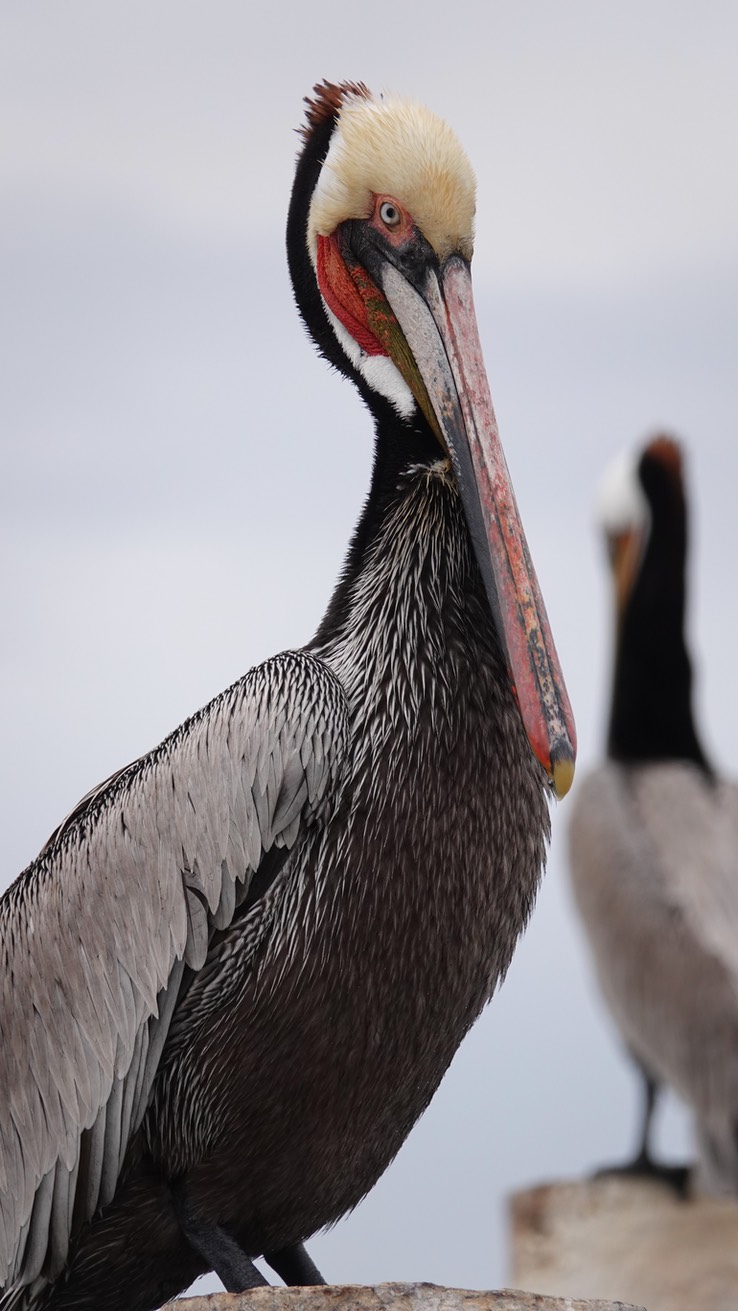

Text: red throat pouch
xmin=316 ymin=235 xmax=388 ymax=357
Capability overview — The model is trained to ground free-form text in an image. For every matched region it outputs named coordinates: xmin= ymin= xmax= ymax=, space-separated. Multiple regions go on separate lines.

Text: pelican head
xmin=288 ymin=81 xmax=576 ymax=798
xmin=598 ymin=434 xmax=684 ymax=618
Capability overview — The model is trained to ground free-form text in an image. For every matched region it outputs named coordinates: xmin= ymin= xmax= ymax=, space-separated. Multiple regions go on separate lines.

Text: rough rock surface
xmin=165 ymin=1281 xmax=643 ymax=1310
xmin=511 ymin=1175 xmax=738 ymax=1311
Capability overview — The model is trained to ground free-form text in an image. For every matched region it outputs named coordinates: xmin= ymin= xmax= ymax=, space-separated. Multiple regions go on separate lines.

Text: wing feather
xmin=569 ymin=761 xmax=738 ymax=1120
xmin=19 ymin=1167 xmax=54 ymax=1285
xmin=73 ymin=1112 xmax=106 ymax=1232
xmin=0 ymin=651 xmax=348 ymax=1290
xmin=182 ymin=884 xmax=210 ymax=972
xmin=211 ymin=862 xmax=236 ymax=932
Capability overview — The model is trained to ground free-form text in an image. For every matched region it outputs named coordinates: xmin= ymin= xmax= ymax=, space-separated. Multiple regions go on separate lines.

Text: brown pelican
xmin=0 ymin=81 xmax=575 ymax=1311
xmin=569 ymin=434 xmax=738 ymax=1193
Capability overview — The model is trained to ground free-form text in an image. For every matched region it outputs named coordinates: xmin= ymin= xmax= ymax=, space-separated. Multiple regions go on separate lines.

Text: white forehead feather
xmin=596 ymin=449 xmax=649 ymax=535
xmin=307 ymin=91 xmax=476 ymax=265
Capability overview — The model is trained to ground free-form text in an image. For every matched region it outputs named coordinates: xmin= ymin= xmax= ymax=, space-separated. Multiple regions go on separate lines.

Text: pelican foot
xmin=593 ymin=1154 xmax=692 ymax=1199
xmin=265 ymin=1240 xmax=327 ymax=1285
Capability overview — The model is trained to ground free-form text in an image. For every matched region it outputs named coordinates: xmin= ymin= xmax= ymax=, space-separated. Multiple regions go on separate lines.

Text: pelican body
xmin=569 ymin=436 xmax=738 ymax=1190
xmin=0 ymin=83 xmax=574 ymax=1311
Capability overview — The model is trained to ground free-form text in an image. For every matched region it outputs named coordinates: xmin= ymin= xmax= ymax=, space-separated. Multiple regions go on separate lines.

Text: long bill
xmin=380 ymin=255 xmax=576 ymax=799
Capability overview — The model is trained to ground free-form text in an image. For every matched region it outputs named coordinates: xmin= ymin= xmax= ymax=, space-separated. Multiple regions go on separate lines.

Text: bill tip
xmin=550 ymin=753 xmax=576 ymax=800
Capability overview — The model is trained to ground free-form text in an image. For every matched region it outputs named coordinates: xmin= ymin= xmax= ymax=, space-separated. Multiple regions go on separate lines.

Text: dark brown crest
xmin=644 ymin=433 xmax=684 ymax=483
xmin=298 ymin=80 xmax=372 ymax=142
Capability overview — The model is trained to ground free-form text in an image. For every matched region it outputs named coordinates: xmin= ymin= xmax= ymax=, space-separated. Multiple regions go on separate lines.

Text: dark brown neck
xmin=607 ymin=449 xmax=711 ymax=774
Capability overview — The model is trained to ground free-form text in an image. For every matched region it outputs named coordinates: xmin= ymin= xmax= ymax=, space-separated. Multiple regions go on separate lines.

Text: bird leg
xmin=173 ymin=1187 xmax=327 ymax=1290
xmin=265 ymin=1240 xmax=327 ymax=1285
xmin=173 ymin=1190 xmax=268 ymax=1292
xmin=594 ymin=1064 xmax=691 ymax=1197
xmin=631 ymin=1067 xmax=660 ymax=1167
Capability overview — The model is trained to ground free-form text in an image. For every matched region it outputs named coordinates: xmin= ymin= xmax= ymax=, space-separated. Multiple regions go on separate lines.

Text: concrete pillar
xmin=510 ymin=1176 xmax=738 ymax=1311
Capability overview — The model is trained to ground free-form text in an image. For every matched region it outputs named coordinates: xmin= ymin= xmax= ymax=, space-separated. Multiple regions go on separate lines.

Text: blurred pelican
xmin=569 ymin=434 xmax=738 ymax=1194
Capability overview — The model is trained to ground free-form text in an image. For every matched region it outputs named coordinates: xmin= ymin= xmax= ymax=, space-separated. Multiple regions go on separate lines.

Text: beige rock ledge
xmin=511 ymin=1175 xmax=738 ymax=1311
xmin=166 ymin=1280 xmax=643 ymax=1310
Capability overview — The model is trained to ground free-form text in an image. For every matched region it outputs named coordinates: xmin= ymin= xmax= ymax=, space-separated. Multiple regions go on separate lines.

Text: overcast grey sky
xmin=1 ymin=0 xmax=737 ymax=1298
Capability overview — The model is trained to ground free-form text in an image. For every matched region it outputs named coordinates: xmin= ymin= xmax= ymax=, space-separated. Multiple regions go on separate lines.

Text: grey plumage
xmin=1 ymin=653 xmax=348 ymax=1288
xmin=142 ymin=463 xmax=549 ymax=1225
xmin=570 ymin=763 xmax=738 ymax=1144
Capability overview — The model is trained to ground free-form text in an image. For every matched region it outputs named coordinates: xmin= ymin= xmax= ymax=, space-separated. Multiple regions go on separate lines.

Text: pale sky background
xmin=1 ymin=0 xmax=737 ymax=1300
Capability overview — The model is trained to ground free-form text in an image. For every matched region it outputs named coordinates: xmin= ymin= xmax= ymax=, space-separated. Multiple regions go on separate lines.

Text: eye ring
xmin=379 ymin=200 xmax=401 ymax=229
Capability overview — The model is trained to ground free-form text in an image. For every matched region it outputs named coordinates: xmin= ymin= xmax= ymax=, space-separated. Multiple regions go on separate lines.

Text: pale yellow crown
xmin=307 ymin=90 xmax=476 ymax=266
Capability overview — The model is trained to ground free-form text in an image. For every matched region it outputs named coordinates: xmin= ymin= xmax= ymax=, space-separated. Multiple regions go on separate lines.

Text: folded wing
xmin=569 ymin=762 xmax=738 ymax=1121
xmin=0 ymin=650 xmax=349 ymax=1290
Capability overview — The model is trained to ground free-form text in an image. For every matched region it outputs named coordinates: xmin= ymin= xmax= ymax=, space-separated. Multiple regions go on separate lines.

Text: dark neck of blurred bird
xmin=607 ymin=446 xmax=711 ymax=774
